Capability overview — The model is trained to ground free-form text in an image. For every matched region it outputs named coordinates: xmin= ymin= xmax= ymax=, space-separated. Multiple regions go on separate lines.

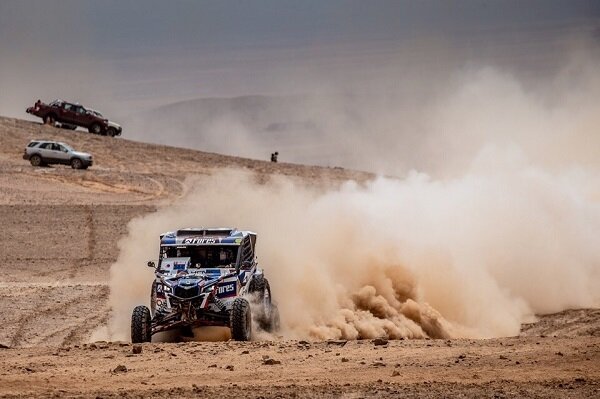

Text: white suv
xmin=23 ymin=140 xmax=93 ymax=169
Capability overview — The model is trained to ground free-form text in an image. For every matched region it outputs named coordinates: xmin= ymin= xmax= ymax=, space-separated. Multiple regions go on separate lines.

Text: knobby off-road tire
xmin=131 ymin=305 xmax=152 ymax=343
xmin=248 ymin=275 xmax=277 ymax=332
xmin=29 ymin=155 xmax=42 ymax=167
xmin=150 ymin=281 xmax=158 ymax=316
xmin=230 ymin=297 xmax=252 ymax=341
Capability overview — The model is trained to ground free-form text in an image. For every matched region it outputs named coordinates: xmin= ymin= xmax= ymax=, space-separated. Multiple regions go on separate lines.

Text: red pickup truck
xmin=26 ymin=99 xmax=122 ymax=137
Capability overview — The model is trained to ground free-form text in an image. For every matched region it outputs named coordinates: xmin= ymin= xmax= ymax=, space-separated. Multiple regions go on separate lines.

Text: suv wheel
xmin=89 ymin=124 xmax=102 ymax=135
xmin=131 ymin=305 xmax=152 ymax=343
xmin=230 ymin=297 xmax=252 ymax=341
xmin=107 ymin=127 xmax=117 ymax=137
xmin=30 ymin=154 xmax=43 ymax=167
xmin=71 ymin=158 xmax=83 ymax=169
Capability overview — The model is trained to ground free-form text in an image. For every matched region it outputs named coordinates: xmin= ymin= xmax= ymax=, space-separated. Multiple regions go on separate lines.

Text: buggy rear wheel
xmin=249 ymin=275 xmax=277 ymax=331
xmin=131 ymin=305 xmax=152 ymax=343
xmin=150 ymin=281 xmax=158 ymax=316
xmin=230 ymin=297 xmax=251 ymax=341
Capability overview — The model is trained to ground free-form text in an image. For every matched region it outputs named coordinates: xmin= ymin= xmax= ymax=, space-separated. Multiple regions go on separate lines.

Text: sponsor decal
xmin=182 ymin=237 xmax=219 ymax=244
xmin=217 ymin=282 xmax=236 ymax=297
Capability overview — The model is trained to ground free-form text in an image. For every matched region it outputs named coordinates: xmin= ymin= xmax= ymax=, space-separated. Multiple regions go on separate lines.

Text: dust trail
xmin=105 ymin=153 xmax=599 ymax=341
xmin=103 ymin=60 xmax=600 ymax=341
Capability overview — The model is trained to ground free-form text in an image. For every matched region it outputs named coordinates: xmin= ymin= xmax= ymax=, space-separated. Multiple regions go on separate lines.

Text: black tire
xmin=230 ymin=297 xmax=252 ymax=341
xmin=248 ymin=275 xmax=275 ymax=331
xmin=71 ymin=158 xmax=83 ymax=169
xmin=107 ymin=127 xmax=117 ymax=137
xmin=30 ymin=154 xmax=43 ymax=167
xmin=43 ymin=114 xmax=56 ymax=125
xmin=269 ymin=303 xmax=281 ymax=332
xmin=89 ymin=124 xmax=102 ymax=135
xmin=131 ymin=305 xmax=152 ymax=343
xmin=150 ymin=281 xmax=158 ymax=316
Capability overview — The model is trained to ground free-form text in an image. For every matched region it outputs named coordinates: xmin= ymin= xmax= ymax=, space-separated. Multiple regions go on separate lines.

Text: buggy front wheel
xmin=131 ymin=305 xmax=152 ymax=343
xmin=230 ymin=297 xmax=252 ymax=341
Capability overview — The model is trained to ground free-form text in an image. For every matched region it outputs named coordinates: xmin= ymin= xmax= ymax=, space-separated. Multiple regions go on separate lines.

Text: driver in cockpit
xmin=218 ymin=248 xmax=234 ymax=267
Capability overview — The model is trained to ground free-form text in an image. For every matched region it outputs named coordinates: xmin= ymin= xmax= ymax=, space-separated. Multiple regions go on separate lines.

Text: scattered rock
xmin=298 ymin=340 xmax=310 ymax=345
xmin=226 ymin=365 xmax=234 ymax=371
xmin=112 ymin=365 xmax=127 ymax=373
xmin=391 ymin=370 xmax=400 ymax=377
xmin=0 ymin=343 xmax=10 ymax=349
xmin=372 ymin=338 xmax=388 ymax=346
xmin=499 ymin=355 xmax=508 ymax=360
xmin=132 ymin=344 xmax=142 ymax=354
xmin=341 ymin=357 xmax=349 ymax=363
xmin=263 ymin=358 xmax=281 ymax=365
xmin=326 ymin=340 xmax=347 ymax=347
xmin=373 ymin=362 xmax=386 ymax=367
xmin=241 ymin=350 xmax=250 ymax=355
xmin=556 ymin=351 xmax=564 ymax=356
xmin=208 ymin=364 xmax=217 ymax=368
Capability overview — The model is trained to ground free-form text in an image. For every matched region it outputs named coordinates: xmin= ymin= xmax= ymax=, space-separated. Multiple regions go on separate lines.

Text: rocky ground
xmin=0 ymin=116 xmax=598 ymax=398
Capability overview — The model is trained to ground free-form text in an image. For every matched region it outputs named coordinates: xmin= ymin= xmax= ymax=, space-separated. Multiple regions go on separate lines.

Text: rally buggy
xmin=131 ymin=228 xmax=279 ymax=343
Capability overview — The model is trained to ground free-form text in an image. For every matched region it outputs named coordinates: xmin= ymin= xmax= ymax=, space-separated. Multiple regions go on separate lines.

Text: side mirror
xmin=147 ymin=261 xmax=156 ymax=268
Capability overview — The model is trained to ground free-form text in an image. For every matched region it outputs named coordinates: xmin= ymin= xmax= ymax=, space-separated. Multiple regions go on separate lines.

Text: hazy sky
xmin=1 ymin=1 xmax=598 ymax=118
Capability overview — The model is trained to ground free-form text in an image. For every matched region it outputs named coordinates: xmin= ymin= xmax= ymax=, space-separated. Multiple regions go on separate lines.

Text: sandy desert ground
xmin=0 ymin=116 xmax=598 ymax=398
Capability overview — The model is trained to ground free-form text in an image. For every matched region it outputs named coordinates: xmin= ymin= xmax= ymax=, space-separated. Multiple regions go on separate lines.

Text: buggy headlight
xmin=162 ymin=284 xmax=172 ymax=293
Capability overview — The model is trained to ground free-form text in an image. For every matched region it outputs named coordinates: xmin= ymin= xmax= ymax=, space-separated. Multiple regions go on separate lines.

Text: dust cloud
xmin=106 ymin=148 xmax=599 ymax=341
xmin=103 ymin=47 xmax=600 ymax=342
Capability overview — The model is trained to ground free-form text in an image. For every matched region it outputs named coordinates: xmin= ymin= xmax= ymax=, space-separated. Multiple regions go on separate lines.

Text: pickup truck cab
xmin=26 ymin=99 xmax=122 ymax=137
